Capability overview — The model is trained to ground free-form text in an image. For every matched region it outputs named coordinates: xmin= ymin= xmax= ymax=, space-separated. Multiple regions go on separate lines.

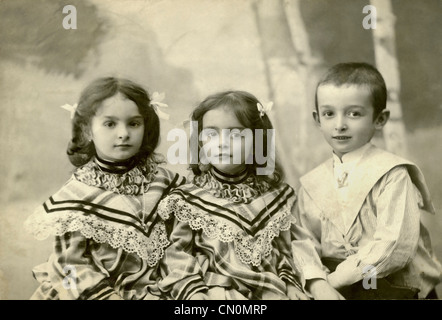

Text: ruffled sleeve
xmin=157 ymin=196 xmax=209 ymax=299
xmin=31 ymin=231 xmax=121 ymax=300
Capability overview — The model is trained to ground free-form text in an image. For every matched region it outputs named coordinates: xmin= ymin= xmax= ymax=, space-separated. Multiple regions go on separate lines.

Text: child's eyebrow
xmin=101 ymin=115 xmax=144 ymax=120
xmin=319 ymin=104 xmax=366 ymax=109
xmin=129 ymin=115 xmax=144 ymax=120
xmin=203 ymin=126 xmax=246 ymax=130
xmin=346 ymin=105 xmax=366 ymax=109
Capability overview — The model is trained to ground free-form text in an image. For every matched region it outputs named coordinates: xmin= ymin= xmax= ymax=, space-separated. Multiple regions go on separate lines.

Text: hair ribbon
xmin=60 ymin=92 xmax=170 ymax=121
xmin=150 ymin=92 xmax=170 ymax=120
xmin=60 ymin=103 xmax=78 ymax=119
xmin=257 ymin=101 xmax=273 ymax=117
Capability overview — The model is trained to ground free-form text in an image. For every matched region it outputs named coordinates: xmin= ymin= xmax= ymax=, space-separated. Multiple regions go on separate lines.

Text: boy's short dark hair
xmin=315 ymin=62 xmax=387 ymax=118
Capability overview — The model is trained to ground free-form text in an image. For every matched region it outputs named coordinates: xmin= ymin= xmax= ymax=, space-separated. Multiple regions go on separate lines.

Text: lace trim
xmin=158 ymin=196 xmax=294 ymax=267
xmin=24 ymin=210 xmax=169 ymax=267
xmin=192 ymin=171 xmax=271 ymax=204
xmin=74 ymin=159 xmax=158 ymax=196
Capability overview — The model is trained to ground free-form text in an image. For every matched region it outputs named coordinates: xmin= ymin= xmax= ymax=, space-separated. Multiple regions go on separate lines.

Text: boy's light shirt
xmin=297 ymin=144 xmax=441 ymax=296
xmin=332 ymin=143 xmax=372 ymax=205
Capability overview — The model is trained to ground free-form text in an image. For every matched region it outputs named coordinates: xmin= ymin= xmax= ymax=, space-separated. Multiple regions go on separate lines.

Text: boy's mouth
xmin=333 ymin=136 xmax=351 ymax=140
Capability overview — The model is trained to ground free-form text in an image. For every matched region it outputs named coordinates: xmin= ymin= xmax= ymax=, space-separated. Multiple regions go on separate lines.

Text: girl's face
xmin=200 ymin=106 xmax=253 ymax=175
xmin=90 ymin=93 xmax=145 ymax=162
xmin=314 ymin=84 xmax=388 ymax=159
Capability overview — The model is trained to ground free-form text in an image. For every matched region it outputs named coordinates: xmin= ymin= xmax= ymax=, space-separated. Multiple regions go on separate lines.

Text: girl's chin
xmin=98 ymin=155 xmax=135 ymax=162
xmin=212 ymin=164 xmax=246 ymax=175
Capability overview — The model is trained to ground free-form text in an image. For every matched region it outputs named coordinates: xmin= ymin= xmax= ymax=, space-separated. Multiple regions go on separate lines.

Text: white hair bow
xmin=151 ymin=92 xmax=170 ymax=120
xmin=60 ymin=103 xmax=78 ymax=119
xmin=60 ymin=92 xmax=171 ymax=121
xmin=257 ymin=101 xmax=273 ymax=117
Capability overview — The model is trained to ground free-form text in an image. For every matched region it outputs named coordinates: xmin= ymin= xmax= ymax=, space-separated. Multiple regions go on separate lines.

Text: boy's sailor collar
xmin=332 ymin=143 xmax=372 ymax=188
xmin=301 ymin=144 xmax=435 ymax=235
xmin=332 ymin=142 xmax=372 ymax=165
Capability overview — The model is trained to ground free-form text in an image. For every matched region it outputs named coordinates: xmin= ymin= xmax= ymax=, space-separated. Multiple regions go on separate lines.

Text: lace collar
xmin=192 ymin=168 xmax=271 ymax=204
xmin=74 ymin=157 xmax=158 ymax=195
xmin=158 ymin=191 xmax=295 ymax=267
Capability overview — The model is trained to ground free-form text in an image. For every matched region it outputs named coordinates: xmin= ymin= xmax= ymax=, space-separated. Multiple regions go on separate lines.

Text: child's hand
xmin=189 ymin=292 xmax=209 ymax=300
xmin=287 ymin=283 xmax=310 ymax=300
xmin=306 ymin=279 xmax=345 ymax=300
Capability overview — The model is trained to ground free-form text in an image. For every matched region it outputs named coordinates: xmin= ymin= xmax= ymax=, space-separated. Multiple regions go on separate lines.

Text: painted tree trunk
xmin=370 ymin=0 xmax=409 ymax=157
xmin=253 ymin=0 xmax=316 ymax=186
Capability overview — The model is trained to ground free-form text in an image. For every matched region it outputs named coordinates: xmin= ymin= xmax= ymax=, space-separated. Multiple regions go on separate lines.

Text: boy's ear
xmin=374 ymin=109 xmax=390 ymax=129
xmin=312 ymin=110 xmax=321 ymax=126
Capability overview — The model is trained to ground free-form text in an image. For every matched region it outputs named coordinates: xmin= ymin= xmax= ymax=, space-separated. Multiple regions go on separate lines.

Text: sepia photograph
xmin=0 ymin=0 xmax=441 ymax=301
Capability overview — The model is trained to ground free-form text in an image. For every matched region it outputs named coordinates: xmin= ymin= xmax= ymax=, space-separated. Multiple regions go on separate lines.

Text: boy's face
xmin=314 ymin=84 xmax=388 ymax=159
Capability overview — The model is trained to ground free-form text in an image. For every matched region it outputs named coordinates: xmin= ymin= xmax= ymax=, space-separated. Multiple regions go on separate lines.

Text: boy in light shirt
xmin=294 ymin=62 xmax=442 ymax=299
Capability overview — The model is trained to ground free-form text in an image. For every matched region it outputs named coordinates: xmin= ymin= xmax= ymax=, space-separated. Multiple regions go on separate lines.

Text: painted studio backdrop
xmin=0 ymin=0 xmax=441 ymax=299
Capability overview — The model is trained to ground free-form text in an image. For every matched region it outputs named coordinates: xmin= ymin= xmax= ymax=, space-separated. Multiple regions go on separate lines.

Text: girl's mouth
xmin=218 ymin=153 xmax=231 ymax=157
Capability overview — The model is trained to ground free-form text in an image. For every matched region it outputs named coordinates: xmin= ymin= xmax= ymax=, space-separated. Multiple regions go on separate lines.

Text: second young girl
xmin=24 ymin=77 xmax=185 ymax=300
xmin=156 ymin=90 xmax=341 ymax=300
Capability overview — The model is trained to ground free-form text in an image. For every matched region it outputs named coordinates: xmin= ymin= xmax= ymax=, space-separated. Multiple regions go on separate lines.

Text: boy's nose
xmin=335 ymin=117 xmax=348 ymax=132
xmin=335 ymin=124 xmax=348 ymax=132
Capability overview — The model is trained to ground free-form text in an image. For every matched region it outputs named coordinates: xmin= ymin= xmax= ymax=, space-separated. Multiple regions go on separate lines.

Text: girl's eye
xmin=322 ymin=111 xmax=334 ymax=118
xmin=206 ymin=129 xmax=218 ymax=137
xmin=201 ymin=129 xmax=218 ymax=139
xmin=130 ymin=121 xmax=143 ymax=127
xmin=104 ymin=121 xmax=115 ymax=128
xmin=230 ymin=129 xmax=242 ymax=138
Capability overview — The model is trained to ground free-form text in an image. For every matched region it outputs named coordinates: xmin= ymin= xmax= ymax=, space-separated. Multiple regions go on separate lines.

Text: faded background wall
xmin=0 ymin=0 xmax=441 ymax=299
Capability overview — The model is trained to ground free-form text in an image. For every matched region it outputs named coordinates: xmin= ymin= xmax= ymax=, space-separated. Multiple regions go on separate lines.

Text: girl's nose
xmin=117 ymin=124 xmax=129 ymax=139
xmin=219 ymin=130 xmax=230 ymax=149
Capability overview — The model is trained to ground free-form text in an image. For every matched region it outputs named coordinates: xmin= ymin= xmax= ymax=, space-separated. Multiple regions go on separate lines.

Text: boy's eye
xmin=322 ymin=111 xmax=334 ymax=118
xmin=348 ymin=111 xmax=362 ymax=118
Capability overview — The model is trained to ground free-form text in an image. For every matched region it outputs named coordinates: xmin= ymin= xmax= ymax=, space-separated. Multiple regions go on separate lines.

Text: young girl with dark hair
xmin=25 ymin=77 xmax=185 ymax=300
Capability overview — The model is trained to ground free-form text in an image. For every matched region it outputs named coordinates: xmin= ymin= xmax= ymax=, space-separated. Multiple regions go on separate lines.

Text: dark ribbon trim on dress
xmin=170 ymin=184 xmax=294 ymax=236
xmin=210 ymin=166 xmax=250 ymax=184
xmin=94 ymin=155 xmax=139 ymax=174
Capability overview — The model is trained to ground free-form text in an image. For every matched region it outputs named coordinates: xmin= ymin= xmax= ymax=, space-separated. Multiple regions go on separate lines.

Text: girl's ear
xmin=313 ymin=110 xmax=321 ymax=127
xmin=83 ymin=124 xmax=93 ymax=142
xmin=374 ymin=109 xmax=390 ymax=130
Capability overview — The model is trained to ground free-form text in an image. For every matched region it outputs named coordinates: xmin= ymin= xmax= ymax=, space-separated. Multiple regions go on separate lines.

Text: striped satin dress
xmin=24 ymin=158 xmax=185 ymax=300
xmin=156 ymin=169 xmax=310 ymax=300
